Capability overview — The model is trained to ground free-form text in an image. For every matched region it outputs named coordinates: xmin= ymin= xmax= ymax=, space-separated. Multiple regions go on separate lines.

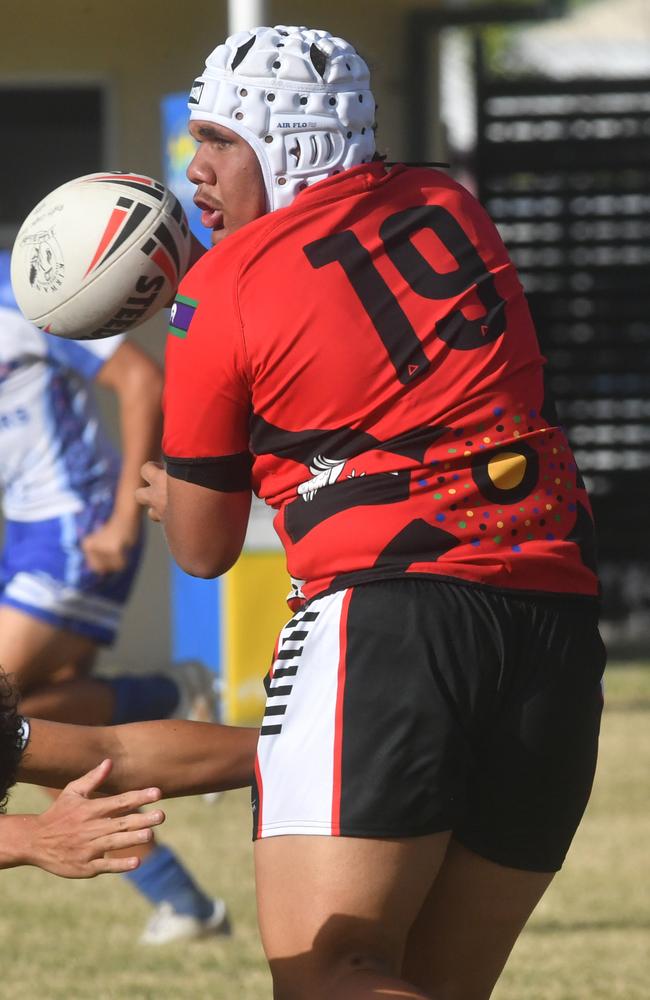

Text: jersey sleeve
xmin=44 ymin=332 xmax=125 ymax=380
xmin=162 ymin=254 xmax=252 ymax=492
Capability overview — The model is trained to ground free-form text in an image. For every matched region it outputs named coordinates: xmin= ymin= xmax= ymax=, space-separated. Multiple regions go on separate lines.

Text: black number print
xmin=304 ymin=204 xmax=506 ymax=384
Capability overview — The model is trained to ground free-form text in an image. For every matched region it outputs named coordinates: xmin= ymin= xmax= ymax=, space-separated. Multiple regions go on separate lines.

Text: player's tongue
xmin=201 ymin=207 xmax=224 ymax=231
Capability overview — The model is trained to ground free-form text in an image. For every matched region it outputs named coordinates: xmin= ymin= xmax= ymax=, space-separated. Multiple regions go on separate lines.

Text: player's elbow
xmin=172 ymin=539 xmax=242 ymax=579
xmin=164 ymin=482 xmax=251 ymax=579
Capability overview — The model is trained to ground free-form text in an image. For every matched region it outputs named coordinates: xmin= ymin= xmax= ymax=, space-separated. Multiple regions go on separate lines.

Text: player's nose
xmin=187 ymin=146 xmax=216 ymax=187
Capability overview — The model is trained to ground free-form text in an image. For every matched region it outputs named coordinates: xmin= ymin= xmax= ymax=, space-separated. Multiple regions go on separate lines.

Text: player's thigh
xmin=402 ymin=839 xmax=553 ymax=1000
xmin=400 ymin=598 xmax=605 ymax=1000
xmin=0 ymin=604 xmax=97 ymax=692
xmin=255 ymin=831 xmax=450 ymax=998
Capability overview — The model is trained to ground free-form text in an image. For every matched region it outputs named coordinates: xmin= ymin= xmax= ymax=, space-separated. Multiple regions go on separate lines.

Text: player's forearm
xmin=106 ymin=720 xmax=258 ymax=796
xmin=113 ymin=388 xmax=163 ymax=525
xmin=18 ymin=720 xmax=111 ymax=790
xmin=19 ymin=718 xmax=258 ymax=796
xmin=103 ymin=347 xmax=164 ymax=527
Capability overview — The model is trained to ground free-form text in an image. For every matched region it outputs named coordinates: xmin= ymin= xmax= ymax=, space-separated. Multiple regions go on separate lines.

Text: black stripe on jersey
xmin=267 ymin=684 xmax=293 ymax=698
xmin=98 ymin=202 xmax=152 ymax=268
xmin=327 ymin=521 xmax=460 ymax=593
xmin=260 ymin=724 xmax=283 ymax=735
xmin=284 ymin=469 xmax=411 ymax=544
xmin=154 ymin=220 xmax=181 ymax=272
xmin=164 ymin=452 xmax=252 ymax=492
xmin=250 ymin=415 xmax=448 ymax=467
xmin=264 ymin=705 xmax=287 ymax=717
xmin=99 ymin=179 xmax=165 ymax=201
xmin=295 ymin=611 xmax=320 ymax=622
xmin=271 ymin=665 xmax=299 ymax=678
xmin=276 ymin=647 xmax=303 ymax=660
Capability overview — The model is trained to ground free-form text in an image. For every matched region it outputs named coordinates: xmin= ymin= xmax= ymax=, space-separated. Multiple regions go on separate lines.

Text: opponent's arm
xmin=1 ymin=759 xmax=164 ymax=878
xmin=19 ymin=717 xmax=258 ymax=797
xmin=82 ymin=341 xmax=163 ymax=574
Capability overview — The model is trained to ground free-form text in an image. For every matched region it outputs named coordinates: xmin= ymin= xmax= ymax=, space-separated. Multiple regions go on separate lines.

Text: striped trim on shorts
xmin=253 ymin=589 xmax=352 ymax=838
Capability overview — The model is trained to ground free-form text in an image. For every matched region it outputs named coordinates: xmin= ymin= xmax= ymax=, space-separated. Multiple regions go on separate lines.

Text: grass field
xmin=3 ymin=662 xmax=649 ymax=1000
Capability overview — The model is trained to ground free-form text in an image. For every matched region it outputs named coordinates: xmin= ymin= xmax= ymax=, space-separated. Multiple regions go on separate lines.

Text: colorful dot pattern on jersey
xmin=372 ymin=396 xmax=596 ymax=595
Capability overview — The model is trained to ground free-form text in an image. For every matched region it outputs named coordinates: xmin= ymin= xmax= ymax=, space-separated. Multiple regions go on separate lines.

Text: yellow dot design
xmin=487 ymin=452 xmax=527 ymax=491
xmin=471 ymin=441 xmax=538 ymax=507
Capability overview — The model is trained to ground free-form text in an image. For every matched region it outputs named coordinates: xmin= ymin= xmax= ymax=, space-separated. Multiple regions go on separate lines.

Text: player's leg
xmin=253 ymin=582 xmax=473 ymax=998
xmin=0 ymin=602 xmax=183 ymax=726
xmin=255 ymin=833 xmax=449 ymax=1000
xmin=0 ymin=604 xmax=98 ymax=694
xmin=402 ymin=593 xmax=606 ymax=998
xmin=18 ymin=663 xmax=193 ymax=726
xmin=402 ymin=841 xmax=553 ymax=1000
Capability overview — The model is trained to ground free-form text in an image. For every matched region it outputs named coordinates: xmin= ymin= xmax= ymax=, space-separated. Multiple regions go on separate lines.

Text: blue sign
xmin=161 ymin=93 xmax=211 ymax=249
xmin=0 ymin=250 xmax=18 ymax=311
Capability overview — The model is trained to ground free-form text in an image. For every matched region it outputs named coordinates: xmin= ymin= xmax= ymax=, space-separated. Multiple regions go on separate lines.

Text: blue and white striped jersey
xmin=0 ymin=305 xmax=122 ymax=521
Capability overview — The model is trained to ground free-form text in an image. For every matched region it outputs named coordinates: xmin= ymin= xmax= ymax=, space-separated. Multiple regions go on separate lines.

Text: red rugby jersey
xmin=163 ymin=162 xmax=599 ymax=602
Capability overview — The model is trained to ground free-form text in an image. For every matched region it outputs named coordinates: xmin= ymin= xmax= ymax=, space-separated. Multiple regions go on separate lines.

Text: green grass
xmin=3 ymin=663 xmax=649 ymax=999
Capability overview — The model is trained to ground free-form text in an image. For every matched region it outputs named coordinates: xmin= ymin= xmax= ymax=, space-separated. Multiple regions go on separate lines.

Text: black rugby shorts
xmin=252 ymin=577 xmax=606 ymax=872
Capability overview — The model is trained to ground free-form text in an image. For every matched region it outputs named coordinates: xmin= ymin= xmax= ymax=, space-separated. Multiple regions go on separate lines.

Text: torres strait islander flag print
xmin=169 ymin=294 xmax=198 ymax=338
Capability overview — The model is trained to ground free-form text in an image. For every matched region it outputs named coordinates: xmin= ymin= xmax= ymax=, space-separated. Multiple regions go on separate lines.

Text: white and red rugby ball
xmin=10 ymin=172 xmax=191 ymax=340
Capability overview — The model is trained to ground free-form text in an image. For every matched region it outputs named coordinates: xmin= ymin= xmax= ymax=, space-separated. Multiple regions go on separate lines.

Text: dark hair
xmin=0 ymin=670 xmax=23 ymax=812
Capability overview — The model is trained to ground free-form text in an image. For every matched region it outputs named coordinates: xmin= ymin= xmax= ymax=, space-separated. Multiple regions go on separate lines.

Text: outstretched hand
xmin=24 ymin=759 xmax=164 ymax=878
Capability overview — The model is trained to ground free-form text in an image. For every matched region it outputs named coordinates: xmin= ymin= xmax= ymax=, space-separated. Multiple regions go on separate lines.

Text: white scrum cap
xmin=188 ymin=25 xmax=377 ymax=211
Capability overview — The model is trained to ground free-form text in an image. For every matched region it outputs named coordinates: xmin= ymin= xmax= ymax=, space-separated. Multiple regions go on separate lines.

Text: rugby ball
xmin=10 ymin=172 xmax=191 ymax=340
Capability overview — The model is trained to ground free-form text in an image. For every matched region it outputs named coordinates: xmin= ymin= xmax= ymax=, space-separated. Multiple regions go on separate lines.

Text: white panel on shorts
xmin=255 ymin=589 xmax=348 ymax=838
xmin=4 ymin=571 xmax=121 ymax=632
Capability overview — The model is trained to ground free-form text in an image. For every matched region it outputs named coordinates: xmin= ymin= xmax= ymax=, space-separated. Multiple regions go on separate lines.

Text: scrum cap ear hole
xmin=309 ymin=136 xmax=318 ymax=165
xmin=231 ymin=35 xmax=256 ymax=70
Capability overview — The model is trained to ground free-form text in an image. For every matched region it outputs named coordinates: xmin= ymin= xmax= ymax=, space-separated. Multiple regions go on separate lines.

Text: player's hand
xmin=135 ymin=461 xmax=167 ymax=523
xmin=81 ymin=517 xmax=139 ymax=574
xmin=24 ymin=759 xmax=164 ymax=879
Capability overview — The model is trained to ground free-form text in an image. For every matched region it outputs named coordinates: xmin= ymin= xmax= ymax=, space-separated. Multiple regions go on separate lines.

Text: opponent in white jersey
xmin=0 ymin=304 xmax=229 ymax=943
xmin=0 ymin=305 xmax=134 ymax=641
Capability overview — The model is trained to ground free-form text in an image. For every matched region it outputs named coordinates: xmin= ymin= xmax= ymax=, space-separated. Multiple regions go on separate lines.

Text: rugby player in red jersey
xmin=10 ymin=23 xmax=606 ymax=1000
xmin=136 ymin=23 xmax=606 ymax=1000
